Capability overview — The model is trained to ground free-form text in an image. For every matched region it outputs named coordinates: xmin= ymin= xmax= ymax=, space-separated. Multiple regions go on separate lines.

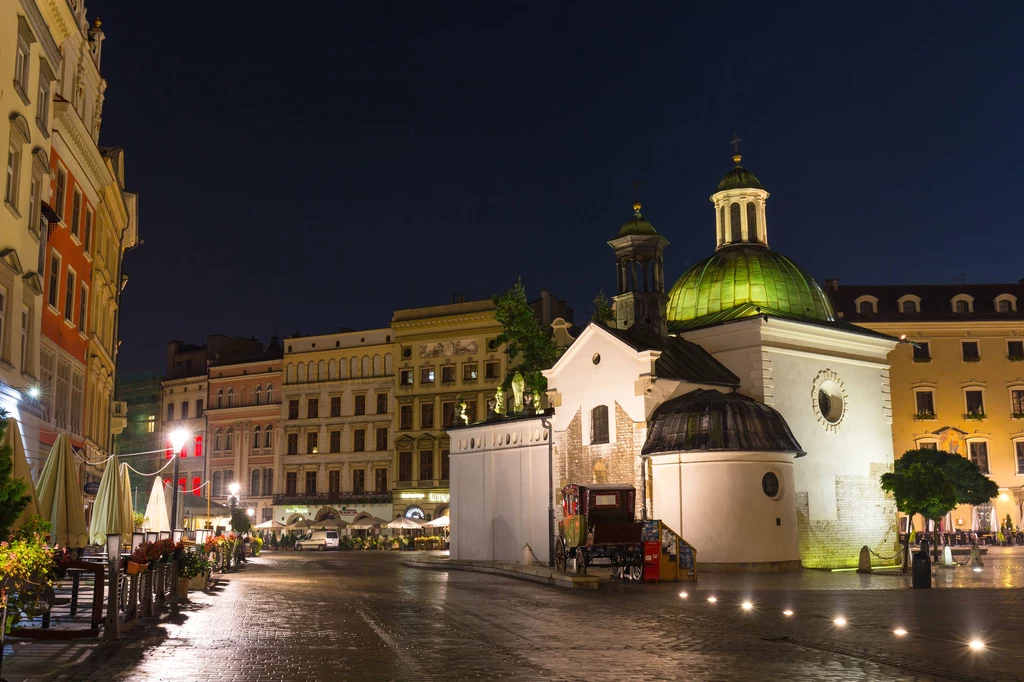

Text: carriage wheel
xmin=554 ymin=537 xmax=567 ymax=571
xmin=628 ymin=564 xmax=643 ymax=581
xmin=575 ymin=549 xmax=587 ymax=576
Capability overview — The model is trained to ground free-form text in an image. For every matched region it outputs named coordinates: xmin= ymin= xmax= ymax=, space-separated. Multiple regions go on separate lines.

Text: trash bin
xmin=912 ymin=550 xmax=931 ymax=589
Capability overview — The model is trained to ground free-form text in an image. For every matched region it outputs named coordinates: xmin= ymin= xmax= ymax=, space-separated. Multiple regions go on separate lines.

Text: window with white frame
xmin=898 ymin=295 xmax=921 ymax=314
xmin=213 ymin=428 xmax=222 ymax=451
xmin=227 ymin=388 xmax=233 ymax=407
xmin=264 ymin=424 xmax=272 ymax=448
xmin=54 ymin=355 xmax=70 ymax=429
xmin=995 ymin=294 xmax=1017 ymax=313
xmin=64 ymin=269 xmax=75 ymax=322
xmin=0 ymin=288 xmax=6 ymax=363
xmin=70 ymin=368 xmax=83 ymax=434
xmin=83 ymin=207 xmax=93 ymax=254
xmin=252 ymin=425 xmax=261 ymax=448
xmin=916 ymin=439 xmax=939 ymax=450
xmin=952 ymin=294 xmax=974 ymax=313
xmin=28 ymin=174 xmax=40 ymax=236
xmin=54 ymin=166 xmax=66 ymax=220
xmin=5 ymin=142 xmax=22 ymax=210
xmin=1011 ymin=389 xmax=1024 ymax=418
xmin=591 ymin=405 xmax=610 ymax=444
xmin=968 ymin=440 xmax=990 ymax=474
xmin=47 ymin=252 xmax=59 ymax=308
xmin=855 ymin=296 xmax=878 ymax=315
xmin=225 ymin=427 xmax=233 ymax=450
xmin=1015 ymin=440 xmax=1024 ymax=475
xmin=39 ymin=345 xmax=54 ymax=423
xmin=13 ymin=35 xmax=30 ymax=94
xmin=70 ymin=188 xmax=81 ymax=239
xmin=266 ymin=384 xmax=273 ymax=404
xmin=37 ymin=76 xmax=49 ymax=130
xmin=216 ymin=388 xmax=223 ymax=408
xmin=78 ymin=283 xmax=87 ymax=333
xmin=254 ymin=385 xmax=262 ymax=405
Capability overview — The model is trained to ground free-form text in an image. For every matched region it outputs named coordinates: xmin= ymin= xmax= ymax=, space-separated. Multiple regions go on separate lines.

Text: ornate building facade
xmin=829 ymin=280 xmax=1024 ymax=532
xmin=274 ymin=329 xmax=395 ymax=524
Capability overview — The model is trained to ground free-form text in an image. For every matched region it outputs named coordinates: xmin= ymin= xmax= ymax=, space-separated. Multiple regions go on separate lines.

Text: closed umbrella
xmin=117 ymin=463 xmax=134 ymax=536
xmin=88 ymin=455 xmax=133 ymax=545
xmin=7 ymin=418 xmax=39 ymax=530
xmin=36 ymin=434 xmax=88 ymax=547
xmin=144 ymin=476 xmax=171 ymax=533
xmin=311 ymin=517 xmax=348 ymax=529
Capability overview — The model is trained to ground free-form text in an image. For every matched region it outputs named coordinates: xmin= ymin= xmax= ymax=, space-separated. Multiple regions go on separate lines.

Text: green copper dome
xmin=716 ymin=164 xmax=765 ymax=192
xmin=666 ymin=244 xmax=835 ymax=331
xmin=617 ymin=204 xmax=659 ymax=237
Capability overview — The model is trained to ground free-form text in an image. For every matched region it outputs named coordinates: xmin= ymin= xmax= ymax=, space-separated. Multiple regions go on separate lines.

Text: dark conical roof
xmin=642 ymin=389 xmax=804 ymax=456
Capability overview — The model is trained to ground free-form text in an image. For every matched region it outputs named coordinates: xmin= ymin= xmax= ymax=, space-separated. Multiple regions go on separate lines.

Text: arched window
xmin=328 ymin=359 xmax=337 ymax=379
xmin=264 ymin=423 xmax=273 ymax=448
xmin=181 ymin=401 xmax=189 ymax=419
xmin=902 ymin=300 xmax=917 ymax=313
xmin=240 ymin=386 xmax=248 ymax=405
xmin=318 ymin=360 xmax=327 ymax=381
xmin=250 ymin=469 xmax=261 ymax=497
xmin=212 ymin=471 xmax=223 ymax=497
xmin=362 ymin=356 xmax=371 ymax=377
xmin=196 ymin=399 xmax=204 ymax=417
xmin=590 ymin=405 xmax=609 ymax=444
xmin=266 ymin=384 xmax=273 ymax=403
xmin=297 ymin=363 xmax=306 ymax=382
xmin=384 ymin=354 xmax=393 ymax=375
xmin=746 ymin=202 xmax=757 ymax=242
xmin=252 ymin=425 xmax=261 ymax=448
xmin=286 ymin=363 xmax=294 ymax=383
xmin=719 ymin=206 xmax=725 ymax=244
xmin=225 ymin=428 xmax=234 ymax=450
xmin=730 ymin=203 xmax=742 ymax=243
xmin=351 ymin=357 xmax=359 ymax=378
xmin=1000 ymin=300 xmax=1012 ymax=313
xmin=858 ymin=301 xmax=873 ymax=314
xmin=214 ymin=428 xmax=222 ymax=451
xmin=254 ymin=385 xmax=263 ymax=405
xmin=263 ymin=469 xmax=273 ymax=496
xmin=956 ymin=300 xmax=969 ymax=313
xmin=227 ymin=388 xmax=234 ymax=407
xmin=307 ymin=361 xmax=315 ymax=381
xmin=216 ymin=389 xmax=223 ymax=409
xmin=373 ymin=355 xmax=382 ymax=376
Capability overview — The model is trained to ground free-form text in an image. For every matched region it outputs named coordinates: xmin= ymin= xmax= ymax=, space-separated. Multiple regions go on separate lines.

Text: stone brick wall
xmin=796 ymin=461 xmax=898 ymax=568
xmin=552 ymin=403 xmax=646 ymax=519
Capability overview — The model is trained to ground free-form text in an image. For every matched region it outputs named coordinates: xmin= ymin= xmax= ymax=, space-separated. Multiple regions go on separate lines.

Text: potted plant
xmin=145 ymin=540 xmax=163 ymax=568
xmin=132 ymin=512 xmax=148 ymax=531
xmin=178 ymin=550 xmax=211 ymax=594
xmin=127 ymin=544 xmax=149 ymax=575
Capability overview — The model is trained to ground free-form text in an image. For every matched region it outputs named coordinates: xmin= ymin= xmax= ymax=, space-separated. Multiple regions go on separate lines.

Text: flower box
xmin=126 ymin=560 xmax=148 ymax=575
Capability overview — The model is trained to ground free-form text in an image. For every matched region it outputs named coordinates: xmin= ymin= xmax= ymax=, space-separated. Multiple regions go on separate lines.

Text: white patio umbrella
xmin=349 ymin=516 xmax=388 ymax=530
xmin=254 ymin=519 xmax=288 ymax=530
xmin=143 ymin=476 xmax=171 ymax=533
xmin=310 ymin=517 xmax=349 ymax=529
xmin=7 ymin=418 xmax=40 ymax=530
xmin=36 ymin=434 xmax=88 ymax=547
xmin=88 ymin=456 xmax=133 ymax=545
xmin=386 ymin=517 xmax=423 ymax=530
xmin=425 ymin=515 xmax=450 ymax=528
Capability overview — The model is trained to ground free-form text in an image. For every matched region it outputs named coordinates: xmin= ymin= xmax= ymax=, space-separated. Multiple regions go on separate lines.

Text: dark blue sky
xmin=92 ymin=1 xmax=1024 ymax=372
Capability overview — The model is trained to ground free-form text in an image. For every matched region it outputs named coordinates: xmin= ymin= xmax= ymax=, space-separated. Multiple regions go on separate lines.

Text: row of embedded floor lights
xmin=678 ymin=592 xmax=985 ymax=652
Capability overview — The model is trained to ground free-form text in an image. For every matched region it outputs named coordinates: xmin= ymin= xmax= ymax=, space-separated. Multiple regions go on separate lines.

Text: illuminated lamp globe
xmin=228 ymin=482 xmax=240 ymax=496
xmin=27 ymin=386 xmax=40 ymax=399
xmin=246 ymin=508 xmax=255 ymax=517
xmin=170 ymin=429 xmax=188 ymax=453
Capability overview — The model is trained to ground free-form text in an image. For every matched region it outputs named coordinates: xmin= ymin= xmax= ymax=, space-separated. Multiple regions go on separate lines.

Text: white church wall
xmin=649 ymin=451 xmax=800 ymax=570
xmin=683 ymin=317 xmax=899 ymax=568
xmin=449 ymin=418 xmax=551 ymax=564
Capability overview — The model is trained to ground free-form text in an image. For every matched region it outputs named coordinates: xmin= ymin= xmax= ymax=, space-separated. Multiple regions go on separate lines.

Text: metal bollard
xmin=912 ymin=550 xmax=931 ymax=589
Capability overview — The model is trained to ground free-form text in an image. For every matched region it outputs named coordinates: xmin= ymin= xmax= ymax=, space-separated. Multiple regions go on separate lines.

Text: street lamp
xmin=168 ymin=429 xmax=188 ymax=534
xmin=228 ymin=481 xmax=240 ymax=510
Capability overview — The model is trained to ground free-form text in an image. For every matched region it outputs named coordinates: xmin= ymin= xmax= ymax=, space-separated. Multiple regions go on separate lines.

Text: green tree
xmin=881 ymin=460 xmax=957 ymax=566
xmin=0 ymin=411 xmax=30 ymax=539
xmin=592 ymin=290 xmax=615 ymax=324
xmin=230 ymin=508 xmax=253 ymax=535
xmin=493 ymin=280 xmax=558 ymax=394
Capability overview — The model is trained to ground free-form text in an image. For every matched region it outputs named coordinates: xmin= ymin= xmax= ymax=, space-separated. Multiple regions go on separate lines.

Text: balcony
xmin=394 ymin=479 xmax=448 ymax=490
xmin=110 ymin=401 xmax=128 ymax=435
xmin=271 ymin=492 xmax=393 ymax=506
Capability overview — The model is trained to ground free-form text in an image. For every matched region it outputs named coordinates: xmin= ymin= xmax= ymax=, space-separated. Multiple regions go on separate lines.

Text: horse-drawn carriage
xmin=554 ymin=483 xmax=644 ymax=577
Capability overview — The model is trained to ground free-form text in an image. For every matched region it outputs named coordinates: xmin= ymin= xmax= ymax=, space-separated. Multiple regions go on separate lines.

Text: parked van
xmin=295 ymin=530 xmax=340 ymax=551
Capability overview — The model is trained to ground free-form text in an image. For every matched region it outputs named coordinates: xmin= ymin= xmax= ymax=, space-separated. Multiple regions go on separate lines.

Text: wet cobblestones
xmin=4 ymin=550 xmax=1024 ymax=681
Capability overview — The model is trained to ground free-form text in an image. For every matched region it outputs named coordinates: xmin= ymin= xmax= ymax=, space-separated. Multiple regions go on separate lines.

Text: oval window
xmin=762 ymin=472 xmax=780 ymax=498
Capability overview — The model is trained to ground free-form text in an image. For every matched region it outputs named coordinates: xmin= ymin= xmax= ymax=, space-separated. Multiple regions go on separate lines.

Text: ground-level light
xmin=969 ymin=639 xmax=985 ymax=651
xmin=741 ymin=601 xmax=753 ymax=611
xmin=782 ymin=609 xmax=794 ymax=616
xmin=834 ymin=617 xmax=847 ymax=626
xmin=679 ymin=591 xmax=688 ymax=599
xmin=893 ymin=628 xmax=907 ymax=636
xmin=707 ymin=596 xmax=717 ymax=603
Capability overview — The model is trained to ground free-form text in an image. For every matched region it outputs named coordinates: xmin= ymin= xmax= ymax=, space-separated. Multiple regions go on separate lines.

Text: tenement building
xmin=536 ymin=151 xmax=899 ymax=571
xmin=391 ymin=298 xmax=507 ymax=521
xmin=275 ymin=329 xmax=395 ymax=524
xmin=205 ymin=345 xmax=281 ymax=523
xmin=829 ymin=280 xmax=1024 ymax=533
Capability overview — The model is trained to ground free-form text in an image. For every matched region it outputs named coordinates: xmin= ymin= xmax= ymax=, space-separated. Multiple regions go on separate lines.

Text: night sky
xmin=90 ymin=1 xmax=1024 ymax=373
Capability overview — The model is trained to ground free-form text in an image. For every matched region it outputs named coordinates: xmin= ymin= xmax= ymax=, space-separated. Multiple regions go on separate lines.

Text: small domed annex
xmin=643 ymin=388 xmax=804 ymax=455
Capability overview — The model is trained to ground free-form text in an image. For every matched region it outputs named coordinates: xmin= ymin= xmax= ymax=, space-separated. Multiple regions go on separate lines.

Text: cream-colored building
xmin=275 ymin=329 xmax=395 ymax=524
xmin=830 ymin=281 xmax=1024 ymax=531
xmin=0 ymin=0 xmax=62 ymax=463
xmin=391 ymin=298 xmax=507 ymax=521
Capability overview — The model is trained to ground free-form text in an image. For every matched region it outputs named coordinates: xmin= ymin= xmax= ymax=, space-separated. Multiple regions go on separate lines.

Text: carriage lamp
xmin=159 ymin=531 xmax=170 ymax=541
xmin=973 ymin=566 xmax=983 ymax=572
xmin=741 ymin=601 xmax=753 ymax=611
xmin=707 ymin=596 xmax=717 ymax=603
xmin=893 ymin=628 xmax=907 ymax=637
xmin=173 ymin=529 xmax=184 ymax=543
xmin=132 ymin=532 xmax=145 ymax=550
xmin=782 ymin=610 xmax=794 ymax=616
xmin=833 ymin=617 xmax=847 ymax=626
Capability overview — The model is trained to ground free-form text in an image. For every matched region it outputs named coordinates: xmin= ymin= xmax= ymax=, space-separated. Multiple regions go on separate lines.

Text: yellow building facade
xmin=390 ymin=298 xmax=506 ymax=520
xmin=831 ymin=281 xmax=1024 ymax=531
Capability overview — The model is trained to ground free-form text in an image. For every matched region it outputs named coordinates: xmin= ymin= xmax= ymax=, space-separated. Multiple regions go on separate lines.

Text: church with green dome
xmin=541 ymin=147 xmax=901 ymax=571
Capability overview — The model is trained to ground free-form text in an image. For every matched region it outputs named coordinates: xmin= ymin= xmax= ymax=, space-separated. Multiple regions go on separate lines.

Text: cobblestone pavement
xmin=4 ymin=551 xmax=1024 ymax=682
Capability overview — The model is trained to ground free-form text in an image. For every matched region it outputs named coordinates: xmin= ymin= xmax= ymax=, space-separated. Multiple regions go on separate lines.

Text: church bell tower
xmin=607 ymin=198 xmax=670 ymax=340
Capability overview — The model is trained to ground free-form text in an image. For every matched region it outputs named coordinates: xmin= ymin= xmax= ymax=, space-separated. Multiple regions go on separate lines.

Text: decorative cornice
xmin=19 ymin=0 xmax=62 ymax=71
xmin=53 ymin=101 xmax=114 ymax=196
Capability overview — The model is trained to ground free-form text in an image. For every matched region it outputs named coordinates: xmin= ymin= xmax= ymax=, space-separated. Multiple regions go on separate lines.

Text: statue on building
xmin=511 ymin=372 xmax=525 ymax=414
xmin=494 ymin=386 xmax=506 ymax=415
xmin=457 ymin=396 xmax=469 ymax=425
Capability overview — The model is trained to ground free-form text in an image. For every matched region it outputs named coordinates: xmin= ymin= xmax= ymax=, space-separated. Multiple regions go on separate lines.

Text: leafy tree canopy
xmin=230 ymin=508 xmax=253 ymax=535
xmin=493 ymin=280 xmax=558 ymax=393
xmin=895 ymin=448 xmax=998 ymax=509
xmin=592 ymin=290 xmax=615 ymax=324
xmin=880 ymin=461 xmax=957 ymax=522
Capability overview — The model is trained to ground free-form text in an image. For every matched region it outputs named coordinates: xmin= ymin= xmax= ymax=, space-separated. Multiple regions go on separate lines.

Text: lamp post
xmin=228 ymin=481 xmax=240 ymax=511
xmin=168 ymin=429 xmax=188 ymax=534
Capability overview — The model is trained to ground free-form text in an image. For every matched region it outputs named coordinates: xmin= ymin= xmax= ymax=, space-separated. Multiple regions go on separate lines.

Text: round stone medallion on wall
xmin=811 ymin=368 xmax=848 ymax=432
